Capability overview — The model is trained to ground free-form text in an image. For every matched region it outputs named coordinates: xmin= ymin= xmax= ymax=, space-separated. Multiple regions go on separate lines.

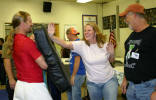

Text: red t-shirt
xmin=13 ymin=34 xmax=43 ymax=83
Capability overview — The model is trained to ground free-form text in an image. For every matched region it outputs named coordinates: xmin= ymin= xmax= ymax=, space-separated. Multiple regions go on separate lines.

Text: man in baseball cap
xmin=119 ymin=3 xmax=145 ymax=17
xmin=65 ymin=27 xmax=86 ymax=100
xmin=120 ymin=3 xmax=156 ymax=100
xmin=119 ymin=3 xmax=146 ymax=31
xmin=70 ymin=27 xmax=80 ymax=35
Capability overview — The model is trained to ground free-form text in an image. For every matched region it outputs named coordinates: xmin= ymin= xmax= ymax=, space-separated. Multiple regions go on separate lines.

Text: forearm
xmin=121 ymin=75 xmax=128 ymax=94
xmin=49 ymin=35 xmax=73 ymax=49
xmin=123 ymin=76 xmax=127 ymax=82
xmin=4 ymin=59 xmax=15 ymax=81
xmin=0 ymin=50 xmax=2 ymax=54
xmin=72 ymin=56 xmax=80 ymax=76
xmin=7 ymin=70 xmax=15 ymax=81
xmin=122 ymin=75 xmax=128 ymax=85
xmin=109 ymin=53 xmax=115 ymax=62
xmin=35 ymin=55 xmax=48 ymax=70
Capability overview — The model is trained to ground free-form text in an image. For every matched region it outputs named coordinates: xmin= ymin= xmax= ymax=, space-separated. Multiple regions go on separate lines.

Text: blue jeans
xmin=127 ymin=79 xmax=156 ymax=100
xmin=67 ymin=75 xmax=86 ymax=100
xmin=86 ymin=75 xmax=118 ymax=100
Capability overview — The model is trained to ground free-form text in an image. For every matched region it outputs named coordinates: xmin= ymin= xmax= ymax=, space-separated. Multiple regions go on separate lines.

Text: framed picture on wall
xmin=119 ymin=16 xmax=128 ymax=28
xmin=103 ymin=16 xmax=110 ymax=29
xmin=103 ymin=15 xmax=116 ymax=29
xmin=145 ymin=8 xmax=156 ymax=25
xmin=82 ymin=15 xmax=98 ymax=32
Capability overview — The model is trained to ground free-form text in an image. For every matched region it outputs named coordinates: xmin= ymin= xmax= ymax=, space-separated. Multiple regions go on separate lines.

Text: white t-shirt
xmin=72 ymin=41 xmax=114 ymax=83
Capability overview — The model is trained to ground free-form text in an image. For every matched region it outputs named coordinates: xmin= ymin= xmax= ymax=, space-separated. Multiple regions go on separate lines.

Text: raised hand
xmin=9 ymin=78 xmax=16 ymax=89
xmin=48 ymin=23 xmax=55 ymax=37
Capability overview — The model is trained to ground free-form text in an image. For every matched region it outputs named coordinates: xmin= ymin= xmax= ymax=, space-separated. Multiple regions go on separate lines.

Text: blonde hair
xmin=6 ymin=11 xmax=30 ymax=55
xmin=83 ymin=23 xmax=106 ymax=48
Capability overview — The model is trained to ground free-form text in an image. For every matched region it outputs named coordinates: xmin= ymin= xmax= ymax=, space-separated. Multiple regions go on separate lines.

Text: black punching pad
xmin=32 ymin=24 xmax=71 ymax=92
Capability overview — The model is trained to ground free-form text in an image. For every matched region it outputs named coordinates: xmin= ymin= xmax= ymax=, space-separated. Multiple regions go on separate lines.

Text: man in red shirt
xmin=6 ymin=11 xmax=52 ymax=100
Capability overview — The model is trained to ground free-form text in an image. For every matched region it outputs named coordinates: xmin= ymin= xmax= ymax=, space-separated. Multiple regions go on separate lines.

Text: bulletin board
xmin=145 ymin=8 xmax=156 ymax=25
xmin=103 ymin=15 xmax=116 ymax=29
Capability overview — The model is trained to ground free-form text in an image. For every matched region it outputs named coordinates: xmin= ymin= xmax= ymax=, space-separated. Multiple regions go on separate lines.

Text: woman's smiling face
xmin=84 ymin=25 xmax=96 ymax=42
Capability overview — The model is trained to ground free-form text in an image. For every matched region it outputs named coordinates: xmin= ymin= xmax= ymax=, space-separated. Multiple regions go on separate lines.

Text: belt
xmin=132 ymin=78 xmax=155 ymax=84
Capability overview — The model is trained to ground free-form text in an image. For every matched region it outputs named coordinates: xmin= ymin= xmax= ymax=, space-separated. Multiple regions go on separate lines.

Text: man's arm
xmin=109 ymin=54 xmax=115 ymax=63
xmin=3 ymin=58 xmax=16 ymax=89
xmin=29 ymin=34 xmax=46 ymax=69
xmin=121 ymin=76 xmax=128 ymax=94
xmin=70 ymin=56 xmax=80 ymax=85
xmin=0 ymin=50 xmax=2 ymax=54
xmin=35 ymin=55 xmax=48 ymax=70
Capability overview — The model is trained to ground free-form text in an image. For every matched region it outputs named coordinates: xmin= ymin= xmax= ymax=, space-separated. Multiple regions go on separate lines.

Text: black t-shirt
xmin=124 ymin=26 xmax=156 ymax=82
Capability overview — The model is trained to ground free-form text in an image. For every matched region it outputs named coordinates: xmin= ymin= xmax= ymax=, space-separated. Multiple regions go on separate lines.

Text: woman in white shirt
xmin=48 ymin=23 xmax=118 ymax=100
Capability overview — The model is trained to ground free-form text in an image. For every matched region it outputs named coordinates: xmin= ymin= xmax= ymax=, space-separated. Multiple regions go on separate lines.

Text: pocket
xmin=112 ymin=74 xmax=118 ymax=82
xmin=144 ymin=79 xmax=156 ymax=88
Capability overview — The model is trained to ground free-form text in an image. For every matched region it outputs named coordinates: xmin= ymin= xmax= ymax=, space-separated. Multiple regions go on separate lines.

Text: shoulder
xmin=24 ymin=37 xmax=36 ymax=47
xmin=72 ymin=40 xmax=85 ymax=46
xmin=71 ymin=52 xmax=80 ymax=56
xmin=102 ymin=42 xmax=108 ymax=48
xmin=73 ymin=40 xmax=84 ymax=43
xmin=147 ymin=26 xmax=156 ymax=34
xmin=145 ymin=26 xmax=156 ymax=39
xmin=25 ymin=37 xmax=34 ymax=43
xmin=71 ymin=40 xmax=86 ymax=53
xmin=149 ymin=26 xmax=156 ymax=30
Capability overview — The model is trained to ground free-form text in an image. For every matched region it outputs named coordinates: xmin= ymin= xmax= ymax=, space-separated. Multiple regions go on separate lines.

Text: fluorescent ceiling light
xmin=77 ymin=0 xmax=92 ymax=3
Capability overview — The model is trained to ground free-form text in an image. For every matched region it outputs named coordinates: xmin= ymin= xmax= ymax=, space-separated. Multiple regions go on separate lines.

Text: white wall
xmin=0 ymin=0 xmax=102 ymax=40
xmin=0 ymin=0 xmax=103 ymax=56
xmin=1 ymin=0 xmax=156 ymax=57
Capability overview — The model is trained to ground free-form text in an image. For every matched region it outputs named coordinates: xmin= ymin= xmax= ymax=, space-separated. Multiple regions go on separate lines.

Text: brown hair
xmin=83 ymin=23 xmax=106 ymax=48
xmin=6 ymin=11 xmax=30 ymax=55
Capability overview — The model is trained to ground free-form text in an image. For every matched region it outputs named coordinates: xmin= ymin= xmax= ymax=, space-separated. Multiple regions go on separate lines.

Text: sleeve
xmin=24 ymin=39 xmax=41 ymax=60
xmin=72 ymin=41 xmax=83 ymax=55
xmin=103 ymin=42 xmax=108 ymax=53
xmin=103 ymin=42 xmax=110 ymax=58
xmin=2 ymin=43 xmax=11 ymax=59
xmin=71 ymin=52 xmax=80 ymax=57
